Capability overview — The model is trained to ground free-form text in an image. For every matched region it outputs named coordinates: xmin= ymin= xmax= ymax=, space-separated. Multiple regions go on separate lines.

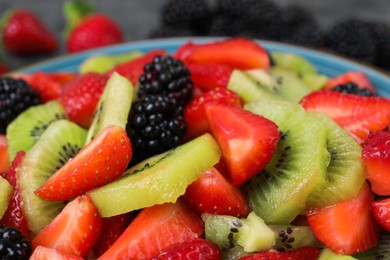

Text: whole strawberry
xmin=1 ymin=8 xmax=57 ymax=55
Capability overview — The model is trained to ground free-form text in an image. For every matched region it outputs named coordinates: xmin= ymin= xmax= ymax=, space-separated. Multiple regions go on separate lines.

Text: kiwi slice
xmin=306 ymin=112 xmax=365 ymax=209
xmin=6 ymin=101 xmax=67 ymax=160
xmin=0 ymin=176 xmax=13 ymax=219
xmin=271 ymin=225 xmax=322 ymax=252
xmin=244 ymin=100 xmax=330 ymax=224
xmin=17 ymin=120 xmax=87 ymax=234
xmin=88 ymin=133 xmax=221 ymax=217
xmin=270 ymin=52 xmax=317 ymax=75
xmin=302 ymin=74 xmax=328 ymax=91
xmin=320 ymin=248 xmax=358 ymax=259
xmin=85 ymin=72 xmax=133 ymax=144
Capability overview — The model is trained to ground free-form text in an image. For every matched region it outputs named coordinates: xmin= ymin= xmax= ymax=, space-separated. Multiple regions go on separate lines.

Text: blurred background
xmin=1 ymin=0 xmax=390 ymax=70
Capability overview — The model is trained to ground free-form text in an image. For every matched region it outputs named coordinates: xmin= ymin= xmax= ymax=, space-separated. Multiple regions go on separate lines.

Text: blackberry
xmin=283 ymin=4 xmax=317 ymax=32
xmin=215 ymin=0 xmax=257 ymax=17
xmin=333 ymin=82 xmax=375 ymax=97
xmin=208 ymin=14 xmax=247 ymax=37
xmin=0 ymin=77 xmax=40 ymax=134
xmin=148 ymin=26 xmax=194 ymax=39
xmin=126 ymin=95 xmax=187 ymax=164
xmin=0 ymin=225 xmax=32 ymax=259
xmin=368 ymin=21 xmax=390 ymax=69
xmin=138 ymin=55 xmax=193 ymax=106
xmin=285 ymin=22 xmax=324 ymax=47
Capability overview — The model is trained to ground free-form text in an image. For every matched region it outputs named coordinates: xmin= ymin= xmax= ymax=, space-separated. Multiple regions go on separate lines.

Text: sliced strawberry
xmin=30 ymin=246 xmax=83 ymax=260
xmin=35 ymin=126 xmax=132 ymax=201
xmin=362 ymin=131 xmax=390 ymax=195
xmin=153 ymin=238 xmax=221 ymax=260
xmin=108 ymin=50 xmax=168 ymax=86
xmin=184 ymin=88 xmax=242 ymax=140
xmin=307 ymin=183 xmax=380 ymax=255
xmin=186 ymin=63 xmax=233 ymax=92
xmin=99 ymin=201 xmax=204 ymax=260
xmin=323 ymin=71 xmax=376 ymax=94
xmin=240 ymin=247 xmax=321 ymax=260
xmin=60 ymin=72 xmax=108 ymax=128
xmin=300 ymin=90 xmax=390 ymax=143
xmin=174 ymin=38 xmax=270 ymax=70
xmin=0 ymin=62 xmax=9 ymax=75
xmin=371 ymin=197 xmax=390 ymax=232
xmin=25 ymin=72 xmax=63 ymax=103
xmin=93 ymin=212 xmax=134 ymax=257
xmin=0 ymin=135 xmax=10 ymax=175
xmin=32 ymin=195 xmax=102 ymax=257
xmin=182 ymin=167 xmax=249 ymax=217
xmin=205 ymin=104 xmax=279 ymax=185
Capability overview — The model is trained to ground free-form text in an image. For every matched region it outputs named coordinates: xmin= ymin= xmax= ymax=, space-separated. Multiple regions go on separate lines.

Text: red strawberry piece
xmin=0 ymin=61 xmax=9 ymax=75
xmin=1 ymin=8 xmax=57 ymax=55
xmin=307 ymin=183 xmax=380 ymax=255
xmin=99 ymin=201 xmax=204 ymax=260
xmin=23 ymin=72 xmax=63 ymax=103
xmin=108 ymin=49 xmax=168 ymax=86
xmin=174 ymin=38 xmax=270 ymax=70
xmin=186 ymin=63 xmax=233 ymax=92
xmin=184 ymin=88 xmax=242 ymax=140
xmin=153 ymin=238 xmax=221 ymax=260
xmin=60 ymin=72 xmax=108 ymax=128
xmin=182 ymin=167 xmax=249 ymax=217
xmin=205 ymin=104 xmax=279 ymax=185
xmin=0 ymin=135 xmax=10 ymax=176
xmin=0 ymin=151 xmax=29 ymax=238
xmin=371 ymin=197 xmax=390 ymax=232
xmin=93 ymin=212 xmax=134 ymax=257
xmin=35 ymin=126 xmax=132 ymax=201
xmin=239 ymin=247 xmax=321 ymax=260
xmin=32 ymin=195 xmax=102 ymax=257
xmin=324 ymin=71 xmax=376 ymax=94
xmin=300 ymin=90 xmax=390 ymax=144
xmin=362 ymin=131 xmax=390 ymax=195
xmin=30 ymin=246 xmax=83 ymax=260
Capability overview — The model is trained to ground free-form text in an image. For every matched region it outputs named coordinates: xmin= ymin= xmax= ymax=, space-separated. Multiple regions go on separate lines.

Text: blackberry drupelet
xmin=0 ymin=225 xmax=32 ymax=260
xmin=138 ymin=55 xmax=193 ymax=106
xmin=333 ymin=82 xmax=375 ymax=97
xmin=0 ymin=77 xmax=40 ymax=134
xmin=126 ymin=95 xmax=187 ymax=164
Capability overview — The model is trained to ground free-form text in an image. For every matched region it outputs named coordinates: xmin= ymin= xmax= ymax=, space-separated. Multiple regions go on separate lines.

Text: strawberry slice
xmin=240 ymin=247 xmax=321 ymax=260
xmin=108 ymin=49 xmax=168 ymax=86
xmin=323 ymin=71 xmax=376 ymax=94
xmin=0 ymin=61 xmax=9 ymax=75
xmin=152 ymin=238 xmax=221 ymax=260
xmin=300 ymin=90 xmax=390 ymax=143
xmin=32 ymin=195 xmax=102 ymax=257
xmin=99 ymin=201 xmax=204 ymax=260
xmin=205 ymin=104 xmax=279 ymax=185
xmin=362 ymin=131 xmax=390 ymax=195
xmin=35 ymin=126 xmax=132 ymax=201
xmin=371 ymin=197 xmax=390 ymax=232
xmin=60 ymin=72 xmax=108 ymax=128
xmin=186 ymin=63 xmax=233 ymax=92
xmin=30 ymin=246 xmax=83 ymax=260
xmin=174 ymin=38 xmax=270 ymax=70
xmin=307 ymin=183 xmax=380 ymax=255
xmin=184 ymin=88 xmax=242 ymax=140
xmin=0 ymin=135 xmax=10 ymax=175
xmin=182 ymin=167 xmax=249 ymax=217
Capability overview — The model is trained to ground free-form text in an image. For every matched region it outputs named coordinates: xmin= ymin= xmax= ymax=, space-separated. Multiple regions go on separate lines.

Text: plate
xmin=17 ymin=37 xmax=390 ymax=97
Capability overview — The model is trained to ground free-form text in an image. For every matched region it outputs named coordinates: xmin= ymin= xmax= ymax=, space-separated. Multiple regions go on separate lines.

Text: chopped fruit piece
xmin=206 ymin=104 xmax=279 ymax=185
xmin=175 ymin=38 xmax=270 ymax=70
xmin=371 ymin=198 xmax=390 ymax=232
xmin=0 ymin=62 xmax=9 ymax=75
xmin=182 ymin=167 xmax=249 ymax=217
xmin=186 ymin=62 xmax=233 ymax=92
xmin=98 ymin=201 xmax=204 ymax=260
xmin=307 ymin=183 xmax=380 ymax=255
xmin=30 ymin=246 xmax=83 ymax=260
xmin=300 ymin=90 xmax=390 ymax=143
xmin=0 ymin=176 xmax=13 ymax=220
xmin=323 ymin=71 xmax=376 ymax=94
xmin=240 ymin=247 xmax=321 ymax=260
xmin=184 ymin=88 xmax=242 ymax=140
xmin=362 ymin=131 xmax=390 ymax=195
xmin=60 ymin=72 xmax=108 ymax=128
xmin=32 ymin=195 xmax=102 ymax=258
xmin=332 ymin=82 xmax=374 ymax=97
xmin=0 ymin=225 xmax=32 ymax=259
xmin=0 ymin=135 xmax=10 ymax=175
xmin=153 ymin=238 xmax=221 ymax=260
xmin=35 ymin=126 xmax=132 ymax=201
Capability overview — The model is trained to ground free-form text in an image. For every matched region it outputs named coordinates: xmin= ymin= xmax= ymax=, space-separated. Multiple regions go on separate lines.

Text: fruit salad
xmin=1 ymin=37 xmax=390 ymax=259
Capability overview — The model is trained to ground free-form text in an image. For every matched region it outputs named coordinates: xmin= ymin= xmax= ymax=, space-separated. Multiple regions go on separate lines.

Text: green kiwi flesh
xmin=271 ymin=225 xmax=322 ymax=252
xmin=319 ymin=248 xmax=358 ymax=259
xmin=0 ymin=176 xmax=13 ymax=219
xmin=17 ymin=120 xmax=87 ymax=234
xmin=86 ymin=72 xmax=133 ymax=144
xmin=244 ymin=100 xmax=330 ymax=224
xmin=270 ymin=52 xmax=317 ymax=75
xmin=79 ymin=52 xmax=142 ymax=74
xmin=6 ymin=101 xmax=67 ymax=160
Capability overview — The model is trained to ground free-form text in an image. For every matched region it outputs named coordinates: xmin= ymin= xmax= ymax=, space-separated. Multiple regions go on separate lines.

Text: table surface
xmin=1 ymin=0 xmax=390 ymax=70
